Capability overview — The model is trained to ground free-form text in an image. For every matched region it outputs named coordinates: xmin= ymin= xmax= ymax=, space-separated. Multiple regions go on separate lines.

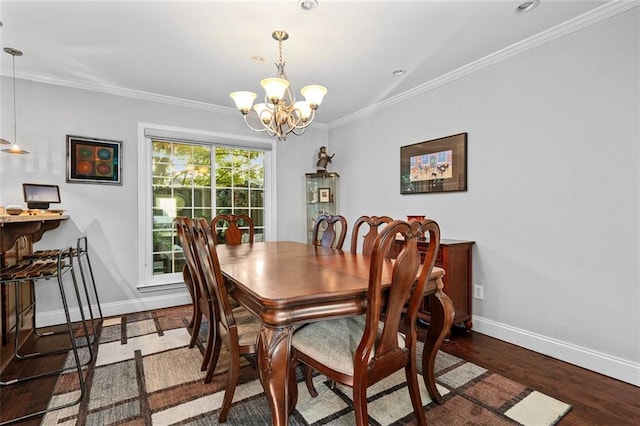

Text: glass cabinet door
xmin=305 ymin=172 xmax=340 ymax=243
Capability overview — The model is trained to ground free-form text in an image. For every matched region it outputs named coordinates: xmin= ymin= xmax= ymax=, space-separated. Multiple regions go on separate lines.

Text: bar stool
xmin=76 ymin=236 xmax=103 ymax=321
xmin=0 ymin=247 xmax=86 ymax=424
xmin=71 ymin=236 xmax=103 ymax=337
xmin=19 ymin=240 xmax=99 ymax=361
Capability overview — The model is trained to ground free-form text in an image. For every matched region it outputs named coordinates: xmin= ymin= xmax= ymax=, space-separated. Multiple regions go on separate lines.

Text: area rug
xmin=40 ymin=309 xmax=571 ymax=425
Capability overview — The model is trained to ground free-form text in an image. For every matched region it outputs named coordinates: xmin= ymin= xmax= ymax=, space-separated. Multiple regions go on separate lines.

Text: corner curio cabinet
xmin=305 ymin=172 xmax=340 ymax=243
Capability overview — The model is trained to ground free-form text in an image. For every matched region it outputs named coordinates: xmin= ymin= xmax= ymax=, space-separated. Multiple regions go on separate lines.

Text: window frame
xmin=137 ymin=123 xmax=277 ymax=290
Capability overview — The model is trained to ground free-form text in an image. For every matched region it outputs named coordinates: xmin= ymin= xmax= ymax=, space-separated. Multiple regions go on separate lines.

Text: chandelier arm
xmin=290 ymin=109 xmax=318 ymax=131
xmin=290 ymin=127 xmax=308 ymax=136
xmin=261 ymin=114 xmax=283 ymax=139
xmin=241 ymin=114 xmax=270 ymax=133
xmin=284 ymin=83 xmax=296 ymax=104
xmin=266 ymin=128 xmax=279 ymax=139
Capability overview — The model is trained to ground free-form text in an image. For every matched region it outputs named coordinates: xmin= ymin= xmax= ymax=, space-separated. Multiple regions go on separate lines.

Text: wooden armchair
xmin=350 ymin=215 xmax=393 ymax=255
xmin=312 ymin=214 xmax=347 ymax=249
xmin=193 ymin=218 xmax=261 ymax=423
xmin=289 ymin=219 xmax=441 ymax=425
xmin=211 ymin=214 xmax=255 ymax=245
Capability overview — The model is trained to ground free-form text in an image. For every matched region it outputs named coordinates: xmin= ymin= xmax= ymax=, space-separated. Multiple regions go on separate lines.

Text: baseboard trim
xmin=36 ymin=292 xmax=191 ymax=328
xmin=472 ymin=315 xmax=640 ymax=387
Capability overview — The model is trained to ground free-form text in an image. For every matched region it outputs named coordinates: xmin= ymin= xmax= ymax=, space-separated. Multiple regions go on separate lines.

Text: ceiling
xmin=0 ymin=0 xmax=614 ymax=126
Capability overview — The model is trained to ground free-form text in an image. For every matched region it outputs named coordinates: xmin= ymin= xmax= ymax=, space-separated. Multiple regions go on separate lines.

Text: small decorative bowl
xmin=6 ymin=206 xmax=23 ymax=215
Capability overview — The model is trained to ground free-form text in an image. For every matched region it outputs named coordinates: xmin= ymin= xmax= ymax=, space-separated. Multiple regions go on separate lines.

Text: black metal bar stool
xmin=0 ymin=247 xmax=86 ymax=424
xmin=19 ymin=243 xmax=98 ymax=362
xmin=74 ymin=236 xmax=104 ymax=330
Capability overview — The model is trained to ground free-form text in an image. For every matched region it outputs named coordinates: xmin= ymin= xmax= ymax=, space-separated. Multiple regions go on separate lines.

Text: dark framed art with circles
xmin=66 ymin=135 xmax=122 ymax=185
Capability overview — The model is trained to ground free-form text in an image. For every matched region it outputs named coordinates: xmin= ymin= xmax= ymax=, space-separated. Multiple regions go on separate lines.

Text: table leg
xmin=257 ymin=325 xmax=294 ymax=426
xmin=421 ymin=287 xmax=455 ymax=404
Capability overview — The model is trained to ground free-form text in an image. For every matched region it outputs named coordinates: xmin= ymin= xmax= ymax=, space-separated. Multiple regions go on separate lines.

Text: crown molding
xmin=328 ymin=0 xmax=639 ymax=129
xmin=14 ymin=71 xmax=238 ymax=116
xmin=14 ymin=71 xmax=332 ymax=133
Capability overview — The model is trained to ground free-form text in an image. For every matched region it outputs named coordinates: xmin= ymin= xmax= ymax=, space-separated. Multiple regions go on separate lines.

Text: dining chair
xmin=175 ymin=216 xmax=217 ymax=372
xmin=193 ymin=218 xmax=261 ymax=423
xmin=211 ymin=214 xmax=255 ymax=245
xmin=312 ymin=214 xmax=347 ymax=249
xmin=181 ymin=266 xmax=196 ymax=329
xmin=289 ymin=218 xmax=441 ymax=426
xmin=350 ymin=215 xmax=393 ymax=255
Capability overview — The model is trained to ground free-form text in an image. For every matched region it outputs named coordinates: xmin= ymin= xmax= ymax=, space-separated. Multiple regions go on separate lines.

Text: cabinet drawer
xmin=417 ymin=246 xmax=443 ymax=266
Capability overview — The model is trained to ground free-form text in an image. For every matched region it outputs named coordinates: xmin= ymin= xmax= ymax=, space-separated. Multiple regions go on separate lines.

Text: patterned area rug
xmin=40 ymin=308 xmax=571 ymax=425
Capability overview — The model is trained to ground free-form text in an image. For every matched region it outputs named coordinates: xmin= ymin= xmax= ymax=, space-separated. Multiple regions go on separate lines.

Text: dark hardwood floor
xmin=439 ymin=326 xmax=640 ymax=425
xmin=0 ymin=322 xmax=96 ymax=426
xmin=2 ymin=305 xmax=639 ymax=425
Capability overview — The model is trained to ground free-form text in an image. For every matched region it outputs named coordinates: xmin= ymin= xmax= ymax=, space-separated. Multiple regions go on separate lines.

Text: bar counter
xmin=0 ymin=212 xmax=69 ymax=371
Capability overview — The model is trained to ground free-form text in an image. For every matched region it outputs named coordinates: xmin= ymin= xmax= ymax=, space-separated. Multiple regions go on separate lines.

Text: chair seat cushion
xmin=231 ymin=306 xmax=261 ymax=346
xmin=292 ymin=315 xmax=405 ymax=376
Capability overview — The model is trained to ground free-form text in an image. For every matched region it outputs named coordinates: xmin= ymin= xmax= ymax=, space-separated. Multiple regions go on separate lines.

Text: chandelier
xmin=230 ymin=30 xmax=327 ymax=141
xmin=1 ymin=47 xmax=29 ymax=154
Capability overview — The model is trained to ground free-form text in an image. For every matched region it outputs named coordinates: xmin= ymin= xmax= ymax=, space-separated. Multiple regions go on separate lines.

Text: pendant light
xmin=1 ymin=47 xmax=29 ymax=154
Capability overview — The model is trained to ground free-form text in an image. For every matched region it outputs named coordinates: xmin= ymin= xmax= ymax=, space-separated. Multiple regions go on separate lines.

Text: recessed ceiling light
xmin=251 ymin=56 xmax=265 ymax=63
xmin=392 ymin=69 xmax=406 ymax=76
xmin=515 ymin=0 xmax=539 ymax=14
xmin=299 ymin=0 xmax=319 ymax=11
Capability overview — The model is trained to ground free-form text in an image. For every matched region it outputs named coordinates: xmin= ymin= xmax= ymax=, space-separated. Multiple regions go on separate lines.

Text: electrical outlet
xmin=473 ymin=284 xmax=484 ymax=300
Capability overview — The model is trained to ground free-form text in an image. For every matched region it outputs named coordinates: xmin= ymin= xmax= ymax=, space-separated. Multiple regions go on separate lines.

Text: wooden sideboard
xmin=391 ymin=238 xmax=475 ymax=330
xmin=0 ymin=213 xmax=69 ymax=371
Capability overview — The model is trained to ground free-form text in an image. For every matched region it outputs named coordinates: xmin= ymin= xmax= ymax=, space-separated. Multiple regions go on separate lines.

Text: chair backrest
xmin=312 ymin=214 xmax=347 ymax=250
xmin=175 ymin=217 xmax=207 ymax=302
xmin=193 ymin=218 xmax=239 ymax=336
xmin=350 ymin=215 xmax=393 ymax=255
xmin=360 ymin=218 xmax=440 ymax=375
xmin=211 ymin=214 xmax=255 ymax=245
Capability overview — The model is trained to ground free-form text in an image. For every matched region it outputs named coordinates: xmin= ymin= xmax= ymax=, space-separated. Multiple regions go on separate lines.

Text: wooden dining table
xmin=215 ymin=241 xmax=454 ymax=426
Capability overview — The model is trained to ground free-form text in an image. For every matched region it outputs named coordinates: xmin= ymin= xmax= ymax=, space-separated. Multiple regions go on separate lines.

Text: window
xmin=138 ymin=124 xmax=274 ymax=289
xmin=151 ymin=141 xmax=212 ymax=275
xmin=213 ymin=148 xmax=265 ymax=243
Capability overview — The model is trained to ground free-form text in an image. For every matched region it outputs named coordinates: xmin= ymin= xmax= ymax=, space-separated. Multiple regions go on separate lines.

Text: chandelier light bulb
xmin=261 ymin=78 xmax=289 ymax=104
xmin=301 ymin=85 xmax=327 ymax=109
xmin=293 ymin=101 xmax=312 ymax=121
xmin=230 ymin=91 xmax=257 ymax=114
xmin=253 ymin=103 xmax=273 ymax=124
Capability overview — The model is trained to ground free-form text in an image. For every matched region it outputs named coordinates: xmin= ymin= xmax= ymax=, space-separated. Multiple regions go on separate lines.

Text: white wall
xmin=274 ymin=130 xmax=329 ymax=242
xmin=328 ymin=9 xmax=639 ymax=385
xmin=0 ymin=80 xmax=327 ymax=320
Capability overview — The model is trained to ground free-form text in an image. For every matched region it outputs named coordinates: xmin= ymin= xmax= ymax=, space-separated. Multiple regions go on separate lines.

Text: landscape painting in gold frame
xmin=400 ymin=132 xmax=467 ymax=194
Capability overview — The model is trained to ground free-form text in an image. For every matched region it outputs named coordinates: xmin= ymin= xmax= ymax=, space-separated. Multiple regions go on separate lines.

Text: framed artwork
xmin=66 ymin=135 xmax=122 ymax=185
xmin=400 ymin=132 xmax=467 ymax=194
xmin=319 ymin=187 xmax=331 ymax=202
